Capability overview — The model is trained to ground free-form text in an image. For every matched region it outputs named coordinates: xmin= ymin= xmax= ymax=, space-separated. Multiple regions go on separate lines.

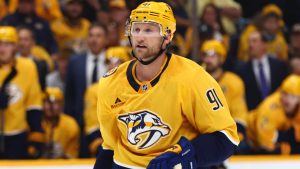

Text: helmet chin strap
xmin=128 ymin=36 xmax=168 ymax=65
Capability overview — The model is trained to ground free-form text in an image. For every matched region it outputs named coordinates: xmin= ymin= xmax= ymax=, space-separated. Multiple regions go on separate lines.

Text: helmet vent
xmin=162 ymin=15 xmax=170 ymax=20
xmin=149 ymin=11 xmax=159 ymax=16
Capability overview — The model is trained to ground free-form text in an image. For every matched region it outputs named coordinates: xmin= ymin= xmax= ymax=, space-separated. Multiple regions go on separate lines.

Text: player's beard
xmin=205 ymin=63 xmax=221 ymax=74
xmin=132 ymin=39 xmax=163 ymax=63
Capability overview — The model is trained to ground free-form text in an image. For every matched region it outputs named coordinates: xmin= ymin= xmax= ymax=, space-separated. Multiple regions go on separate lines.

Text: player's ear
xmin=163 ymin=33 xmax=172 ymax=48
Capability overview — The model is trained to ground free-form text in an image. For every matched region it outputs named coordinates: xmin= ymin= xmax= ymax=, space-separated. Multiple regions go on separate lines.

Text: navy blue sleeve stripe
xmin=87 ymin=129 xmax=101 ymax=144
xmin=26 ymin=109 xmax=43 ymax=132
xmin=236 ymin=122 xmax=246 ymax=136
xmin=93 ymin=146 xmax=113 ymax=169
xmin=191 ymin=131 xmax=237 ymax=167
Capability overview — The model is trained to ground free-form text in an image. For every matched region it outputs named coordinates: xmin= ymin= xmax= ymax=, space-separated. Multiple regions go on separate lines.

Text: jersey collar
xmin=126 ymin=53 xmax=172 ymax=93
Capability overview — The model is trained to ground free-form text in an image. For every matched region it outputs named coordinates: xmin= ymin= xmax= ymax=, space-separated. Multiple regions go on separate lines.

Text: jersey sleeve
xmin=255 ymin=108 xmax=278 ymax=151
xmin=84 ymin=84 xmax=99 ymax=135
xmin=65 ymin=119 xmax=80 ymax=158
xmin=182 ymin=68 xmax=239 ymax=146
xmin=228 ymin=77 xmax=248 ymax=126
xmin=97 ymin=79 xmax=118 ymax=150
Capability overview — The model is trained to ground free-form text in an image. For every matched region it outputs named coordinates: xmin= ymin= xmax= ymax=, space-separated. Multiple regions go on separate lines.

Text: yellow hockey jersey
xmin=247 ymin=92 xmax=291 ymax=151
xmin=218 ymin=71 xmax=248 ymax=126
xmin=84 ymin=83 xmax=103 ymax=155
xmin=50 ymin=18 xmax=90 ymax=53
xmin=0 ymin=0 xmax=17 ymax=19
xmin=97 ymin=54 xmax=239 ymax=168
xmin=0 ymin=57 xmax=42 ymax=135
xmin=42 ymin=113 xmax=79 ymax=158
xmin=84 ymin=83 xmax=99 ymax=136
xmin=31 ymin=45 xmax=54 ymax=72
xmin=35 ymin=0 xmax=63 ymax=22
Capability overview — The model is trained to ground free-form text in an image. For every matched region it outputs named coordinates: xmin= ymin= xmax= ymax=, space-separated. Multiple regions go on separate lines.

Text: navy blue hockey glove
xmin=147 ymin=136 xmax=197 ymax=169
xmin=0 ymin=91 xmax=9 ymax=109
xmin=27 ymin=132 xmax=45 ymax=159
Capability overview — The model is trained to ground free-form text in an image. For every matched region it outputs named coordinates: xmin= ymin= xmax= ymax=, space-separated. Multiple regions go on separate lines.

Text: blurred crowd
xmin=0 ymin=0 xmax=300 ymax=160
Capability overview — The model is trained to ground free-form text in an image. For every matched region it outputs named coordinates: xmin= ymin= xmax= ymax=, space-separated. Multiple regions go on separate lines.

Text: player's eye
xmin=132 ymin=27 xmax=140 ymax=33
xmin=144 ymin=28 xmax=152 ymax=33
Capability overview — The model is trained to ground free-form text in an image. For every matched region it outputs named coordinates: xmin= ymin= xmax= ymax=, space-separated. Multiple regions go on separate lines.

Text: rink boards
xmin=1 ymin=156 xmax=300 ymax=169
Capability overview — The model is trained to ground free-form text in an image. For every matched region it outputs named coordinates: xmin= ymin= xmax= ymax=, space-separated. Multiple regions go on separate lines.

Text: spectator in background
xmin=42 ymin=87 xmax=79 ymax=159
xmin=51 ymin=0 xmax=90 ymax=54
xmin=64 ymin=22 xmax=107 ymax=128
xmin=185 ymin=0 xmax=242 ymax=35
xmin=35 ymin=0 xmax=63 ymax=22
xmin=0 ymin=0 xmax=62 ymax=22
xmin=289 ymin=23 xmax=300 ymax=76
xmin=16 ymin=26 xmax=48 ymax=91
xmin=0 ymin=26 xmax=44 ymax=159
xmin=185 ymin=3 xmax=229 ymax=55
xmin=289 ymin=54 xmax=300 ymax=76
xmin=236 ymin=0 xmax=300 ymax=29
xmin=247 ymin=75 xmax=300 ymax=154
xmin=0 ymin=0 xmax=18 ymax=20
xmin=1 ymin=0 xmax=58 ymax=55
xmin=238 ymin=4 xmax=288 ymax=62
xmin=46 ymin=48 xmax=74 ymax=92
xmin=236 ymin=31 xmax=288 ymax=110
xmin=108 ymin=0 xmax=130 ymax=46
xmin=289 ymin=23 xmax=300 ymax=57
xmin=261 ymin=4 xmax=288 ymax=61
xmin=200 ymin=40 xmax=248 ymax=154
xmin=106 ymin=22 xmax=120 ymax=47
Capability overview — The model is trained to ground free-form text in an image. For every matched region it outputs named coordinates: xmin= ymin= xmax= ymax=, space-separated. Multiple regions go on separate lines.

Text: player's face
xmin=202 ymin=51 xmax=222 ymax=73
xmin=248 ymin=32 xmax=266 ymax=58
xmin=17 ymin=29 xmax=34 ymax=56
xmin=290 ymin=57 xmax=300 ymax=75
xmin=87 ymin=26 xmax=107 ymax=55
xmin=263 ymin=16 xmax=280 ymax=34
xmin=43 ymin=100 xmax=62 ymax=119
xmin=65 ymin=2 xmax=83 ymax=19
xmin=202 ymin=5 xmax=217 ymax=27
xmin=18 ymin=0 xmax=35 ymax=15
xmin=281 ymin=92 xmax=300 ymax=118
xmin=131 ymin=22 xmax=164 ymax=61
xmin=0 ymin=41 xmax=16 ymax=65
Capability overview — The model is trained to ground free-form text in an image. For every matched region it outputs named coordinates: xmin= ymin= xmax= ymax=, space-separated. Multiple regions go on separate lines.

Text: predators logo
xmin=118 ymin=110 xmax=171 ymax=149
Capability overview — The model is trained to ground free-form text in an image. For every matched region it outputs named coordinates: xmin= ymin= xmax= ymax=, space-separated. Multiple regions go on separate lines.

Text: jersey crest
xmin=6 ymin=83 xmax=23 ymax=105
xmin=118 ymin=110 xmax=171 ymax=149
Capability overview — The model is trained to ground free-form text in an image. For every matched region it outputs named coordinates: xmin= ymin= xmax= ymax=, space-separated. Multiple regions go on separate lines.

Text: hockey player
xmin=94 ymin=2 xmax=239 ymax=169
xmin=84 ymin=83 xmax=102 ymax=156
xmin=0 ymin=26 xmax=44 ymax=159
xmin=42 ymin=87 xmax=79 ymax=158
xmin=247 ymin=74 xmax=300 ymax=154
xmin=201 ymin=40 xmax=248 ymax=153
